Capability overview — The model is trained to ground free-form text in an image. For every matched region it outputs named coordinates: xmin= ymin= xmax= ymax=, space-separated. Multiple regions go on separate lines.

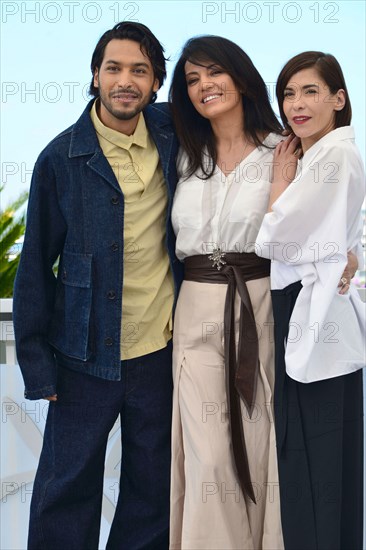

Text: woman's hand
xmin=338 ymin=251 xmax=358 ymax=295
xmin=268 ymin=134 xmax=301 ymax=211
xmin=272 ymin=134 xmax=301 ymax=186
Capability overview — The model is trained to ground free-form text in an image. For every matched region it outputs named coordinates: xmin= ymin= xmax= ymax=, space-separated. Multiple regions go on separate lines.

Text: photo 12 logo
xmin=201 ymin=2 xmax=340 ymax=24
xmin=1 ymin=2 xmax=140 ymax=24
xmin=1 ymin=81 xmax=91 ymax=104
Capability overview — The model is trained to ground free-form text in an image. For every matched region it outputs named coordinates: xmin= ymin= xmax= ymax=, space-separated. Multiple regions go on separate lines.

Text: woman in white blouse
xmin=256 ymin=52 xmax=365 ymax=549
xmin=168 ymin=35 xmax=284 ymax=549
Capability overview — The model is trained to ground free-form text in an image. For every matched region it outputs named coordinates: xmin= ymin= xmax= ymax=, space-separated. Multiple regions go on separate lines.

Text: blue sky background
xmin=0 ymin=4 xmax=365 ymax=547
xmin=1 ymin=0 xmax=365 ymax=206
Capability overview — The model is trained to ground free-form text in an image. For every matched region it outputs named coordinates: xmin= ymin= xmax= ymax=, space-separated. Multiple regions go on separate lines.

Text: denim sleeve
xmin=13 ymin=152 xmax=67 ymax=400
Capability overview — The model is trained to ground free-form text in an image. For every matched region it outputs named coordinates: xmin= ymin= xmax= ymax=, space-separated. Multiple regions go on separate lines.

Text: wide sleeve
xmin=256 ymin=141 xmax=365 ymax=382
xmin=350 ymin=220 xmax=365 ymax=271
xmin=13 ymin=152 xmax=67 ymax=400
xmin=256 ymin=143 xmax=365 ymax=269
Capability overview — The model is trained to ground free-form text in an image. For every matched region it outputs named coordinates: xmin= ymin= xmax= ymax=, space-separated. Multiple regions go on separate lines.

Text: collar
xmin=69 ymin=99 xmax=174 ymax=158
xmin=302 ymin=126 xmax=355 ymax=162
xmin=90 ymin=100 xmax=148 ymax=150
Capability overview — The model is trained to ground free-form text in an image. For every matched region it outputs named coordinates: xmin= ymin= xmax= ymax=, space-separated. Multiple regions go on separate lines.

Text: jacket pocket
xmin=48 ymin=251 xmax=93 ymax=361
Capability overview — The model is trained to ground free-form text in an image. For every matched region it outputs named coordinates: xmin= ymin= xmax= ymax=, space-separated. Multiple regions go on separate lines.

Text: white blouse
xmin=256 ymin=126 xmax=365 ymax=383
xmin=172 ymin=133 xmax=282 ymax=260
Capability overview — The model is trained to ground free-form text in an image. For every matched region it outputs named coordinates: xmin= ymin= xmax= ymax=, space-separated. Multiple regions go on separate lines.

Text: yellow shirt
xmin=90 ymin=101 xmax=174 ymax=359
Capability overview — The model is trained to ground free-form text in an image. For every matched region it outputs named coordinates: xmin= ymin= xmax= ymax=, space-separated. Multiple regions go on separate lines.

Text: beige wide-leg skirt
xmin=170 ymin=277 xmax=284 ymax=550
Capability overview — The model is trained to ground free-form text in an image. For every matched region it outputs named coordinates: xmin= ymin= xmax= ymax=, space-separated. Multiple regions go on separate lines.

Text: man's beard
xmin=100 ymin=89 xmax=153 ymax=121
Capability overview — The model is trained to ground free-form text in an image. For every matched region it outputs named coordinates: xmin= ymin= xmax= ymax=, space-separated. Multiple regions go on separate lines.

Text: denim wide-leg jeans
xmin=28 ymin=343 xmax=173 ymax=550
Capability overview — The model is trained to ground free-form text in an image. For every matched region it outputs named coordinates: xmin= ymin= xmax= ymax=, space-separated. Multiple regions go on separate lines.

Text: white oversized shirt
xmin=256 ymin=126 xmax=365 ymax=383
xmin=172 ymin=133 xmax=282 ymax=259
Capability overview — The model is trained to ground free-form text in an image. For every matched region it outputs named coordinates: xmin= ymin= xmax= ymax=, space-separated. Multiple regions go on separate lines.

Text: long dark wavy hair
xmin=169 ymin=35 xmax=282 ymax=179
xmin=276 ymin=51 xmax=352 ymax=131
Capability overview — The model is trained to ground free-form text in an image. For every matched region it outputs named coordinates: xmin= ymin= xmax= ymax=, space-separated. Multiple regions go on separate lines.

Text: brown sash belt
xmin=184 ymin=252 xmax=270 ymax=504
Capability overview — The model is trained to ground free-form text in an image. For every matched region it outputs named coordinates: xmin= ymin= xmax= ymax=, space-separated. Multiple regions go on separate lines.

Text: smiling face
xmin=184 ymin=60 xmax=243 ymax=123
xmin=283 ymin=67 xmax=345 ymax=152
xmin=93 ymin=39 xmax=159 ymax=133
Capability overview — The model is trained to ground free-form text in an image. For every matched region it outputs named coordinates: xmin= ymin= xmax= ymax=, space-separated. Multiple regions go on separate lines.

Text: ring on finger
xmin=340 ymin=277 xmax=348 ymax=286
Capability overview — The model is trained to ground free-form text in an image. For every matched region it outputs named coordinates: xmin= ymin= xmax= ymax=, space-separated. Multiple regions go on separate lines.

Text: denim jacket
xmin=13 ymin=100 xmax=184 ymax=400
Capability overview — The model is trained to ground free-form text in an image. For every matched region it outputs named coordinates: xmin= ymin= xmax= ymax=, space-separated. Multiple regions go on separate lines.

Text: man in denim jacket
xmin=13 ymin=22 xmax=183 ymax=550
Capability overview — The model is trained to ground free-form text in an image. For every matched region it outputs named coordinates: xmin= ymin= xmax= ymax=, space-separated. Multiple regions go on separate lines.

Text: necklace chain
xmin=217 ymin=139 xmax=250 ymax=177
xmin=209 ymin=140 xmax=249 ymax=270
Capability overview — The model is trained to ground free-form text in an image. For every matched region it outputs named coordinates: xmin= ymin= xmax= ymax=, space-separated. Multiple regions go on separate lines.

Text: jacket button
xmin=62 ymin=269 xmax=67 ymax=280
xmin=111 ymin=242 xmax=119 ymax=251
xmin=104 ymin=337 xmax=113 ymax=346
xmin=107 ymin=290 xmax=116 ymax=300
xmin=111 ymin=196 xmax=119 ymax=205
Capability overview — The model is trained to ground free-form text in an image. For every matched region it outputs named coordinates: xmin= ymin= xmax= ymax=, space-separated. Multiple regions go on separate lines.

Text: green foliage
xmin=0 ymin=187 xmax=28 ymax=297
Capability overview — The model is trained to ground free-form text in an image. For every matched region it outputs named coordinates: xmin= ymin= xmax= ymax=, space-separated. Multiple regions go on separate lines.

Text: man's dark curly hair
xmin=89 ymin=22 xmax=167 ymax=103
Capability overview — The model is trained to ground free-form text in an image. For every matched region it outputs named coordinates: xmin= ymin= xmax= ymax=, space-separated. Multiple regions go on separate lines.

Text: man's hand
xmin=338 ymin=251 xmax=358 ymax=295
xmin=45 ymin=395 xmax=57 ymax=401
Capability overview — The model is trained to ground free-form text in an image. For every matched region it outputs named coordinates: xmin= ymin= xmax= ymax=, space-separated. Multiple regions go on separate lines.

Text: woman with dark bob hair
xmin=257 ymin=51 xmax=365 ymax=549
xmin=169 ymin=35 xmax=284 ymax=549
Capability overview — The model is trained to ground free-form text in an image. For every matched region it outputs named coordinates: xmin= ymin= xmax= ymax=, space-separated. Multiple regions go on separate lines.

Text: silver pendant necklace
xmin=208 ymin=140 xmax=249 ymax=271
xmin=207 ymin=173 xmax=231 ymax=271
